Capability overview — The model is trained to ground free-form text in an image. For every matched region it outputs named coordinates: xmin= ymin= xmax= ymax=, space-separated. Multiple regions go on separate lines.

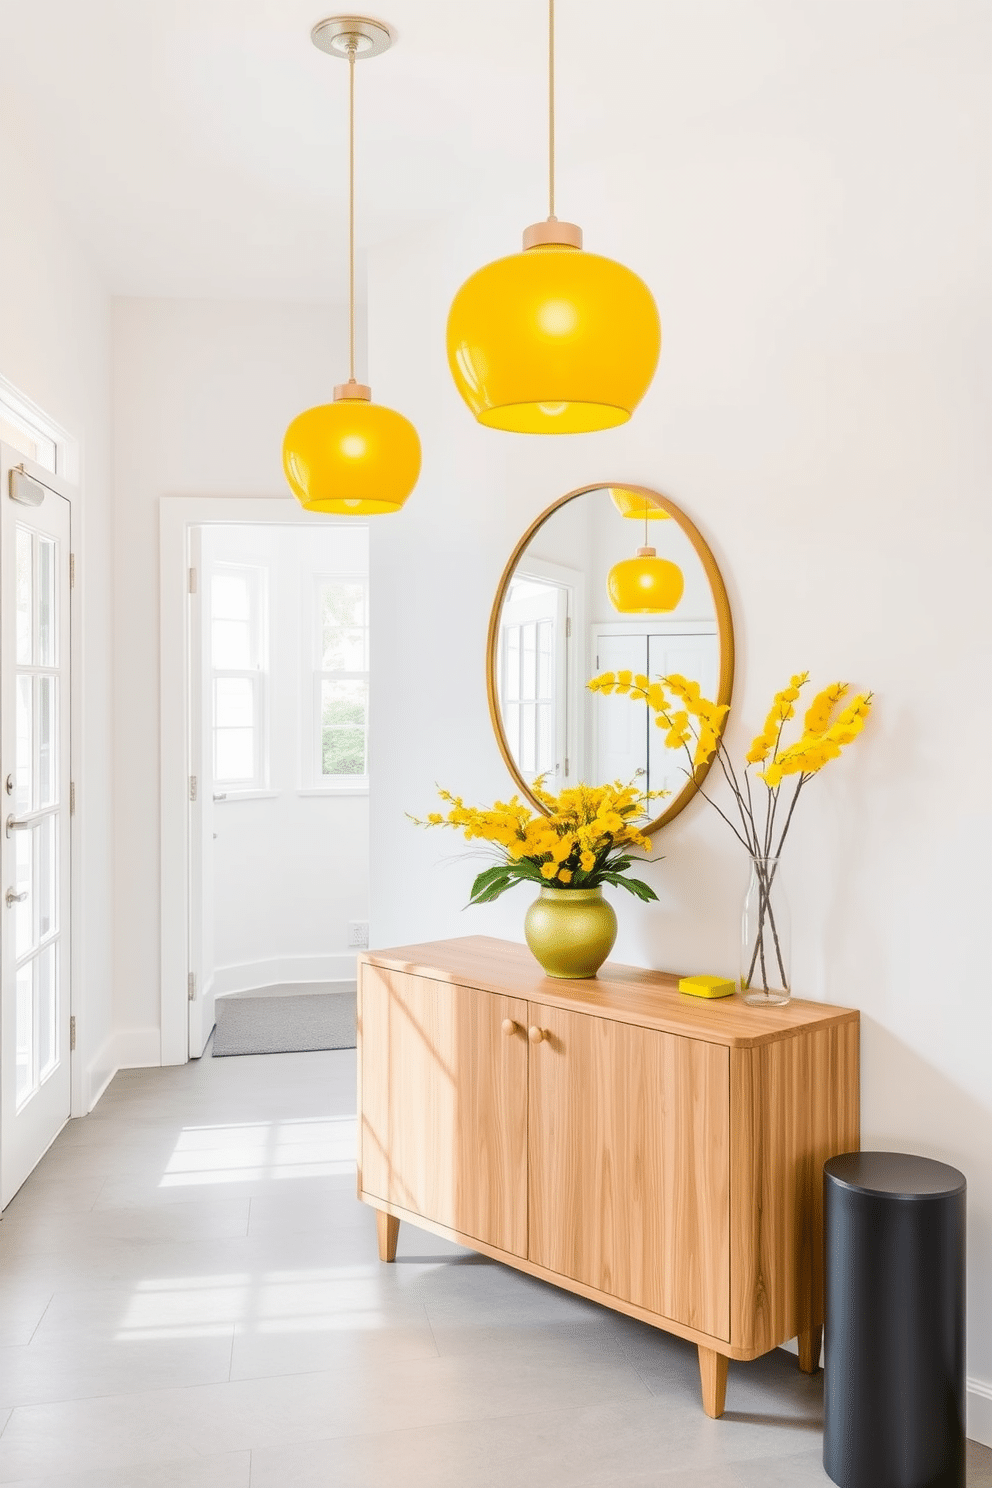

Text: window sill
xmin=212 ymin=790 xmax=280 ymax=803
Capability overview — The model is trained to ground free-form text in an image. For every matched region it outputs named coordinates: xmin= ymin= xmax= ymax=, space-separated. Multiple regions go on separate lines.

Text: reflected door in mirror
xmin=591 ymin=624 xmax=718 ymax=800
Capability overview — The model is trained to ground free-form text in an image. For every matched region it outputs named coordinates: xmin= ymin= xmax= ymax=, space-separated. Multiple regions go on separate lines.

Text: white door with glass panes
xmin=188 ymin=556 xmax=269 ymax=1056
xmin=211 ymin=562 xmax=268 ymax=790
xmin=315 ymin=576 xmax=369 ymax=788
xmin=498 ymin=578 xmax=568 ymax=791
xmin=0 ymin=443 xmax=72 ymax=1206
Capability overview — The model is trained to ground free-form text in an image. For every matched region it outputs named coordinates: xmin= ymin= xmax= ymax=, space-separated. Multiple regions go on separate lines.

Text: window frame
xmin=307 ymin=571 xmax=370 ymax=794
xmin=209 ymin=561 xmax=269 ymax=793
xmin=0 ymin=373 xmax=78 ymax=479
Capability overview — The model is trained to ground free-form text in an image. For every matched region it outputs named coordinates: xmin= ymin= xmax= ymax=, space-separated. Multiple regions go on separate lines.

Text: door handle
xmin=528 ymin=1025 xmax=547 ymax=1044
xmin=5 ymin=888 xmax=27 ymax=907
xmin=5 ymin=808 xmax=53 ymax=837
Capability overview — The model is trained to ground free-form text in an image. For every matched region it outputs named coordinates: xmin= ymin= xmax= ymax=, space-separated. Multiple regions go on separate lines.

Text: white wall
xmin=201 ymin=523 xmax=369 ymax=994
xmin=0 ymin=132 xmax=115 ymax=1112
xmin=112 ymin=298 xmax=349 ymax=1058
xmin=367 ymin=11 xmax=992 ymax=1438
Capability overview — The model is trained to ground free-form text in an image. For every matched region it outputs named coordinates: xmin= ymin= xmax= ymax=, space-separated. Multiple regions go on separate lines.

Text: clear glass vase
xmin=741 ymin=854 xmax=791 ymax=1006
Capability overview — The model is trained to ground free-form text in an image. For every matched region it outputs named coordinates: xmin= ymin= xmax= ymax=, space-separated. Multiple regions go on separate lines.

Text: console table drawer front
xmin=527 ymin=1003 xmax=731 ymax=1341
xmin=360 ymin=966 xmax=529 ymax=1256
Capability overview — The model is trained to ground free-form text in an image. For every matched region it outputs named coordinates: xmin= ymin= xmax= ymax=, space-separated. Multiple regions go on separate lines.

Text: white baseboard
xmin=211 ymin=953 xmax=357 ymax=997
xmin=83 ymin=1031 xmax=118 ymax=1113
xmin=969 ymin=1376 xmax=992 ymax=1448
xmin=81 ymin=1026 xmax=162 ymax=1113
xmin=112 ymin=1027 xmax=162 ymax=1070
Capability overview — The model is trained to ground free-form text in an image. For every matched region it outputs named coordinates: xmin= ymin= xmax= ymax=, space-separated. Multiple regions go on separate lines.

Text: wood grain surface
xmin=360 ymin=937 xmax=859 ymax=1049
xmin=357 ymin=936 xmax=861 ymax=1413
xmin=697 ymin=1346 xmax=729 ymax=1419
xmin=375 ymin=1210 xmax=399 ymax=1263
xmin=527 ymin=1001 xmax=731 ymax=1339
xmin=359 ymin=963 xmax=529 ymax=1257
xmin=729 ymin=1017 xmax=860 ymax=1356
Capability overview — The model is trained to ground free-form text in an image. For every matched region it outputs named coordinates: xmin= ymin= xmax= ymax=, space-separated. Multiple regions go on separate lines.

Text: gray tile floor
xmin=0 ymin=1048 xmax=987 ymax=1487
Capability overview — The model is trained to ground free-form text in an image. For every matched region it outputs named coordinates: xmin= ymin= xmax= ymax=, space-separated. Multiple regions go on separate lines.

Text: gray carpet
xmin=212 ymin=981 xmax=357 ymax=1057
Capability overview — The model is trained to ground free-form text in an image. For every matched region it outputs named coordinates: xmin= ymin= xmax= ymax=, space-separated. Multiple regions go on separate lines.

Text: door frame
xmin=0 ymin=445 xmax=84 ymax=1122
xmin=159 ymin=496 xmax=361 ymax=1066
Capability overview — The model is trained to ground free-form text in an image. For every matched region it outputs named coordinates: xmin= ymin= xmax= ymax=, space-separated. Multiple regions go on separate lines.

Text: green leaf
xmin=598 ymin=873 xmax=659 ymax=901
xmin=468 ymin=872 xmax=512 ymax=901
xmin=470 ymin=864 xmax=512 ymax=895
xmin=467 ymin=862 xmax=547 ymax=905
xmin=469 ymin=880 xmax=514 ymax=904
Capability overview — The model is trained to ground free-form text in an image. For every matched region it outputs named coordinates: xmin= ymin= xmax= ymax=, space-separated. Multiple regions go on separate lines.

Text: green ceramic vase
xmin=524 ymin=886 xmax=618 ymax=979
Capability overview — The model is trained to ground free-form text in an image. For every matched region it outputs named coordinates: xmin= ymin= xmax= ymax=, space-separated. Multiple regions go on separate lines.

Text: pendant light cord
xmin=548 ymin=0 xmax=555 ymax=219
xmin=348 ymin=41 xmax=357 ymax=383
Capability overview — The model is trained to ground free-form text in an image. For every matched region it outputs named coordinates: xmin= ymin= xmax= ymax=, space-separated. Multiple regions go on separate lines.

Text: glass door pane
xmin=1 ymin=444 xmax=72 ymax=1206
xmin=11 ymin=523 xmax=63 ymax=1112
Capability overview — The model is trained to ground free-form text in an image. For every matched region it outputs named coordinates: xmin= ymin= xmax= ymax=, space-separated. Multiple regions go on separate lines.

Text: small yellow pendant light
xmin=446 ymin=1 xmax=661 ymax=434
xmin=609 ymin=487 xmax=672 ymax=521
xmin=283 ymin=18 xmax=421 ymax=514
xmin=607 ymin=509 xmax=684 ymax=613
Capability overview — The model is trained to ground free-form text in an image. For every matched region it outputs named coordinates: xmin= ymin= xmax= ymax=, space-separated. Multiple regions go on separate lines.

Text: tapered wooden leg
xmin=376 ymin=1210 xmax=399 ymax=1262
xmin=698 ymin=1346 xmax=729 ymax=1418
xmin=797 ymin=1324 xmax=822 ymax=1373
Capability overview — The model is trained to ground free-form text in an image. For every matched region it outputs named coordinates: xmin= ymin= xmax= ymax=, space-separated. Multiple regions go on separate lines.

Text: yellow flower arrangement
xmin=587 ymin=670 xmax=871 ymax=851
xmin=586 ymin=669 xmax=873 ymax=991
xmin=413 ymin=779 xmax=660 ymax=905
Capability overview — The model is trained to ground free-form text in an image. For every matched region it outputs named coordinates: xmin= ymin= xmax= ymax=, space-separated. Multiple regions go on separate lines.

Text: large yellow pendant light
xmin=607 ymin=509 xmax=684 ymax=613
xmin=283 ymin=17 xmax=421 ymax=514
xmin=446 ymin=1 xmax=661 ymax=434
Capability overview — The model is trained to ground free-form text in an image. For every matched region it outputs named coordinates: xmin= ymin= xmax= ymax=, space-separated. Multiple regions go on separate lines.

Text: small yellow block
xmin=679 ymin=974 xmax=736 ymax=1000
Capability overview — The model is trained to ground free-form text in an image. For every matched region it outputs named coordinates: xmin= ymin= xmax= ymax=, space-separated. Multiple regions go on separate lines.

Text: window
xmin=211 ymin=564 xmax=267 ymax=789
xmin=314 ymin=576 xmax=368 ymax=788
xmin=497 ymin=575 xmax=568 ymax=789
xmin=0 ymin=374 xmax=76 ymax=478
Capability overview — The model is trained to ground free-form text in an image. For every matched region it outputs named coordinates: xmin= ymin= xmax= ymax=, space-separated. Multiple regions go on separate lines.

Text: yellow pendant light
xmin=283 ymin=18 xmax=421 ymax=515
xmin=609 ymin=487 xmax=672 ymax=520
xmin=446 ymin=1 xmax=661 ymax=434
xmin=607 ymin=509 xmax=684 ymax=613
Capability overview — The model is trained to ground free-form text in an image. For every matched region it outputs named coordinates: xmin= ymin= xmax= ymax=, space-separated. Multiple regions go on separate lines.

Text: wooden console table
xmin=356 ymin=935 xmax=859 ymax=1417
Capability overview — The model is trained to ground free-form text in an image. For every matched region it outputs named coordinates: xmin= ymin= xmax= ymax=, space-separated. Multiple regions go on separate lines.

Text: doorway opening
xmin=162 ymin=503 xmax=370 ymax=1064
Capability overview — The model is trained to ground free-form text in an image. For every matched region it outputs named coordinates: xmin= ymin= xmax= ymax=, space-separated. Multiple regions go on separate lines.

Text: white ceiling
xmin=0 ymin=0 xmax=968 ymax=300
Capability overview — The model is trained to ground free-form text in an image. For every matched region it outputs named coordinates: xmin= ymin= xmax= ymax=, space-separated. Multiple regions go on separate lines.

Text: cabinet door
xmin=360 ymin=966 xmax=529 ymax=1257
xmin=528 ymin=1004 xmax=730 ymax=1340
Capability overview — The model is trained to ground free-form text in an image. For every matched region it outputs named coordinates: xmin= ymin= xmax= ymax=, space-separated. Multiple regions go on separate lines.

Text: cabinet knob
xmin=501 ymin=1018 xmax=520 ymax=1037
xmin=528 ymin=1025 xmax=546 ymax=1044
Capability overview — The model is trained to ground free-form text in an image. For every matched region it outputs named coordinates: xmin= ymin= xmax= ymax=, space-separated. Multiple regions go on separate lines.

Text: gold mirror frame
xmin=486 ymin=482 xmax=735 ymax=833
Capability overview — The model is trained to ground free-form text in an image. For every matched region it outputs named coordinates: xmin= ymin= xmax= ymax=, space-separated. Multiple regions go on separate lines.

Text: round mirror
xmin=486 ymin=483 xmax=735 ymax=832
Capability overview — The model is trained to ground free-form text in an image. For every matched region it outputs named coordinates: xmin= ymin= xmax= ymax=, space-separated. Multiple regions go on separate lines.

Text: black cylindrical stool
xmin=823 ymin=1152 xmax=966 ymax=1488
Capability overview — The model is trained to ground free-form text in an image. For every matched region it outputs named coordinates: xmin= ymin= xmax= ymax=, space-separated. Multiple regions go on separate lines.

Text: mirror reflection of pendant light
xmin=608 ymin=509 xmax=684 ymax=613
xmin=446 ymin=1 xmax=661 ymax=434
xmin=609 ymin=487 xmax=672 ymax=521
xmin=283 ymin=17 xmax=421 ymax=515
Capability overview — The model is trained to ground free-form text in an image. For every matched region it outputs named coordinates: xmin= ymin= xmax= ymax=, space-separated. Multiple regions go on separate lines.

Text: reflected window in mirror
xmin=496 ymin=560 xmax=582 ymax=795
